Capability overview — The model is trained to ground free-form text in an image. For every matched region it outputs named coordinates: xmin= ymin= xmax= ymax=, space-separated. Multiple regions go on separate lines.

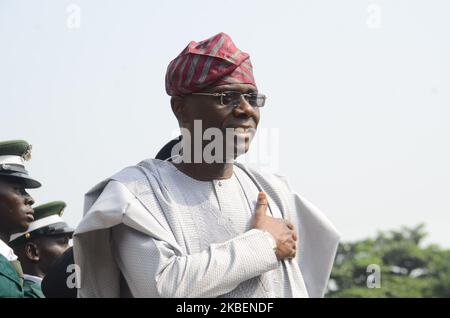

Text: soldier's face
xmin=0 ymin=179 xmax=35 ymax=235
xmin=36 ymin=234 xmax=70 ymax=275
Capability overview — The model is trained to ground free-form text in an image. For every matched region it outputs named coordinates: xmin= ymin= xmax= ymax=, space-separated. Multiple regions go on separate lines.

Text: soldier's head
xmin=0 ymin=140 xmax=40 ymax=237
xmin=10 ymin=201 xmax=74 ymax=278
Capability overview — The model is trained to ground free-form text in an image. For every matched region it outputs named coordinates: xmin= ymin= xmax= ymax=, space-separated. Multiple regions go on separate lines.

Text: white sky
xmin=1 ymin=0 xmax=449 ymax=247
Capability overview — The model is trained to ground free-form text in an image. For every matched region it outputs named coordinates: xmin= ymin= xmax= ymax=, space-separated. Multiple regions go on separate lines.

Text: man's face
xmin=35 ymin=234 xmax=71 ymax=275
xmin=175 ymin=83 xmax=261 ymax=160
xmin=0 ymin=178 xmax=35 ymax=235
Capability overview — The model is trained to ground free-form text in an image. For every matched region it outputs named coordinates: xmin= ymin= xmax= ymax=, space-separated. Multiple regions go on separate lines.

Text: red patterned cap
xmin=165 ymin=32 xmax=256 ymax=96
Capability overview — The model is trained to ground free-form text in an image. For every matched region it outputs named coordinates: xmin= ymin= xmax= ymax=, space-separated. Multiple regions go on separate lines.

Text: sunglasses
xmin=191 ymin=91 xmax=266 ymax=108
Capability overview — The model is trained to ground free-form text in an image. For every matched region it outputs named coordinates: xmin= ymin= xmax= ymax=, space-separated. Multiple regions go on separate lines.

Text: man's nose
xmin=233 ymin=96 xmax=256 ymax=117
xmin=24 ymin=191 xmax=35 ymax=206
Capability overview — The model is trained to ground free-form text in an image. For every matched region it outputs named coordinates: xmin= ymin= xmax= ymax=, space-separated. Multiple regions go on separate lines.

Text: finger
xmin=290 ymin=247 xmax=296 ymax=258
xmin=254 ymin=192 xmax=268 ymax=217
xmin=285 ymin=251 xmax=295 ymax=259
xmin=256 ymin=192 xmax=268 ymax=205
xmin=291 ymin=241 xmax=296 ymax=250
xmin=285 ymin=220 xmax=294 ymax=230
xmin=292 ymin=231 xmax=298 ymax=242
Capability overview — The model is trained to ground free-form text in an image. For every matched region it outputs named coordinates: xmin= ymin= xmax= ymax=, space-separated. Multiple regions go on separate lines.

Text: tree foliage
xmin=327 ymin=224 xmax=450 ymax=297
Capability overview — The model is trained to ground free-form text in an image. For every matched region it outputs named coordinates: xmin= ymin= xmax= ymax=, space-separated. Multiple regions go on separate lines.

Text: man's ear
xmin=171 ymin=96 xmax=186 ymax=124
xmin=25 ymin=242 xmax=40 ymax=263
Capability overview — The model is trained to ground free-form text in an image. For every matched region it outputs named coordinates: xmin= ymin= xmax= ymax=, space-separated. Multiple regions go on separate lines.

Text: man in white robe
xmin=73 ymin=32 xmax=340 ymax=298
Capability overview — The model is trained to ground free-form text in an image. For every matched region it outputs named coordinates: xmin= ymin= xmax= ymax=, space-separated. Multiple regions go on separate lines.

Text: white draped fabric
xmin=74 ymin=159 xmax=340 ymax=298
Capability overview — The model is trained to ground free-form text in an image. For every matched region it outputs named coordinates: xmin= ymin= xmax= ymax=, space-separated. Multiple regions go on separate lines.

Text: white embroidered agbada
xmin=73 ymin=159 xmax=340 ymax=298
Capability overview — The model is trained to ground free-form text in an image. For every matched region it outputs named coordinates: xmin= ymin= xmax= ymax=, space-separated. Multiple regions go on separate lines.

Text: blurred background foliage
xmin=327 ymin=224 xmax=450 ymax=297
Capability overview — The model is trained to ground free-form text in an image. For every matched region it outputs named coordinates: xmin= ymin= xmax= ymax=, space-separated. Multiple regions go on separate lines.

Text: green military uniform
xmin=0 ymin=140 xmax=41 ymax=298
xmin=10 ymin=201 xmax=74 ymax=298
xmin=23 ymin=275 xmax=45 ymax=298
xmin=0 ymin=254 xmax=24 ymax=298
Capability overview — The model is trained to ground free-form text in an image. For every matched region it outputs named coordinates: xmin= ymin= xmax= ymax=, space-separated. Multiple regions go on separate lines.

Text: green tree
xmin=327 ymin=224 xmax=450 ymax=297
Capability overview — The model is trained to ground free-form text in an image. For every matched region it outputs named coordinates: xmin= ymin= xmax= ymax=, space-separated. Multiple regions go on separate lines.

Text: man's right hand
xmin=251 ymin=192 xmax=298 ymax=260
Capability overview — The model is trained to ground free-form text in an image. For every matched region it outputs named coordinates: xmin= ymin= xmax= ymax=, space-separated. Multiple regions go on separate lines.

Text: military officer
xmin=10 ymin=201 xmax=74 ymax=298
xmin=0 ymin=140 xmax=40 ymax=298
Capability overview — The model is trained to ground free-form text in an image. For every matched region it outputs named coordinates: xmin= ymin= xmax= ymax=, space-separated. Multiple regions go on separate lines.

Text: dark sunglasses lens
xmin=221 ymin=92 xmax=266 ymax=107
xmin=222 ymin=92 xmax=241 ymax=106
xmin=246 ymin=94 xmax=265 ymax=107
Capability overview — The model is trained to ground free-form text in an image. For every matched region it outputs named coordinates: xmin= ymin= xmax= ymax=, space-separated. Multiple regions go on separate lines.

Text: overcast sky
xmin=1 ymin=0 xmax=449 ymax=247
